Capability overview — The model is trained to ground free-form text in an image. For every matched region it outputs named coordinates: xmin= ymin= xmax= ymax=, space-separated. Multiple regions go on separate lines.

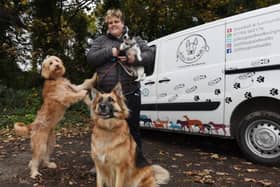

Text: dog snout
xmin=99 ymin=103 xmax=106 ymax=111
xmin=123 ymin=34 xmax=130 ymax=41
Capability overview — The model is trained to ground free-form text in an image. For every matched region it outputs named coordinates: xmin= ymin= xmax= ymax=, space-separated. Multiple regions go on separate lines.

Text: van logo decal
xmin=177 ymin=34 xmax=209 ymax=64
xmin=141 ymin=88 xmax=149 ymax=97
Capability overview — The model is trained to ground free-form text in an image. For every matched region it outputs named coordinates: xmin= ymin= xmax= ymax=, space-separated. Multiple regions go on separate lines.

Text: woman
xmin=87 ymin=9 xmax=154 ymax=167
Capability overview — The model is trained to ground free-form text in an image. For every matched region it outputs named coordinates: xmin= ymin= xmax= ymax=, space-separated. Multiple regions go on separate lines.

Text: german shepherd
xmin=90 ymin=83 xmax=170 ymax=187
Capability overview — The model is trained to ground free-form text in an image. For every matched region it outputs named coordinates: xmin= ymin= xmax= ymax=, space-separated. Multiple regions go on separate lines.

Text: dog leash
xmin=117 ymin=61 xmax=135 ymax=77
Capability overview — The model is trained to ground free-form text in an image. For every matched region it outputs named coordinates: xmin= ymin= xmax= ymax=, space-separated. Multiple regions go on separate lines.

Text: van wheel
xmin=237 ymin=111 xmax=280 ymax=165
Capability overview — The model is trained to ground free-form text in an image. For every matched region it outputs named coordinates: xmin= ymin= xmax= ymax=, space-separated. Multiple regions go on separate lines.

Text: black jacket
xmin=87 ymin=29 xmax=154 ymax=94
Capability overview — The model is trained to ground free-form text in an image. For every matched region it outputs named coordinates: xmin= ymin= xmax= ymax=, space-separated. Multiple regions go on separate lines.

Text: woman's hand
xmin=112 ymin=48 xmax=119 ymax=57
xmin=117 ymin=55 xmax=135 ymax=64
xmin=118 ymin=56 xmax=127 ymax=62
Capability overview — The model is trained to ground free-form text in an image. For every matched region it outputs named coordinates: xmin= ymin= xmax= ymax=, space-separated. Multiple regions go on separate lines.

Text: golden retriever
xmin=14 ymin=55 xmax=97 ymax=178
xmin=90 ymin=83 xmax=170 ymax=187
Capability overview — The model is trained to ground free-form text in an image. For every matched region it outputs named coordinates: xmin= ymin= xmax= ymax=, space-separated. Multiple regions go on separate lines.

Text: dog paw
xmin=81 ymin=90 xmax=88 ymax=97
xmin=45 ymin=162 xmax=57 ymax=169
xmin=44 ymin=162 xmax=57 ymax=169
xmin=30 ymin=171 xmax=42 ymax=179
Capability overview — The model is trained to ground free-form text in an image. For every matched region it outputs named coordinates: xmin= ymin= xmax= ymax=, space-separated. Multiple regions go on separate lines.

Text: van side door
xmin=155 ymin=24 xmax=227 ymax=135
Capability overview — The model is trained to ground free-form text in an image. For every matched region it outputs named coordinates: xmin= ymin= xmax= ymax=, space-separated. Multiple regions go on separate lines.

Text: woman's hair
xmin=105 ymin=9 xmax=124 ymax=23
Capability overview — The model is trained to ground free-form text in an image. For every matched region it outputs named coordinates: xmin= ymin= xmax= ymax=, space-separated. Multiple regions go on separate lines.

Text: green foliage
xmin=0 ymin=87 xmax=90 ymax=129
xmin=0 ymin=87 xmax=41 ymax=128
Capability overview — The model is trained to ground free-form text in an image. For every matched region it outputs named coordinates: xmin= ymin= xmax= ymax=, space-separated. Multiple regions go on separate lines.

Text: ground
xmin=0 ymin=126 xmax=280 ymax=187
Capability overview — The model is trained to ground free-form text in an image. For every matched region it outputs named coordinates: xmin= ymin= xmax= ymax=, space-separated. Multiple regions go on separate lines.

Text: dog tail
xmin=14 ymin=122 xmax=32 ymax=137
xmin=152 ymin=165 xmax=170 ymax=185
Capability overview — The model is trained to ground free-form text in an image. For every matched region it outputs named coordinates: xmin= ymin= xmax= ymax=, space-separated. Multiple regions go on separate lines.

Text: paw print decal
xmin=225 ymin=97 xmax=232 ymax=104
xmin=245 ymin=92 xmax=252 ymax=99
xmin=270 ymin=88 xmax=278 ymax=96
xmin=257 ymin=76 xmax=265 ymax=83
xmin=194 ymin=95 xmax=200 ymax=101
xmin=233 ymin=83 xmax=241 ymax=89
xmin=214 ymin=89 xmax=221 ymax=95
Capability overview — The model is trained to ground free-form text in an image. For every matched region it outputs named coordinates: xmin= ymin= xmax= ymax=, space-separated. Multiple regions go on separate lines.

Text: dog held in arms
xmin=90 ymin=83 xmax=170 ymax=187
xmin=119 ymin=31 xmax=146 ymax=82
xmin=14 ymin=55 xmax=97 ymax=178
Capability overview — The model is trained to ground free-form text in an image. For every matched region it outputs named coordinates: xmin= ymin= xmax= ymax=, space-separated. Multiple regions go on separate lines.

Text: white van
xmin=140 ymin=4 xmax=280 ymax=165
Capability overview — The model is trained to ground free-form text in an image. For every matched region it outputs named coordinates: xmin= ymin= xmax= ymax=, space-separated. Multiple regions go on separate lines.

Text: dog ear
xmin=112 ymin=82 xmax=123 ymax=98
xmin=91 ymin=88 xmax=99 ymax=100
xmin=112 ymin=82 xmax=129 ymax=118
xmin=41 ymin=61 xmax=50 ymax=79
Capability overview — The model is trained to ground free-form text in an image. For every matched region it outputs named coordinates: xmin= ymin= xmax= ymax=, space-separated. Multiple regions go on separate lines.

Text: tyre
xmin=237 ymin=110 xmax=280 ymax=165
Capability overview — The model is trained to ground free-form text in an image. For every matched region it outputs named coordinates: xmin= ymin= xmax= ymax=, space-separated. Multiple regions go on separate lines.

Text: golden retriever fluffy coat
xmin=90 ymin=83 xmax=170 ymax=187
xmin=14 ymin=55 xmax=97 ymax=178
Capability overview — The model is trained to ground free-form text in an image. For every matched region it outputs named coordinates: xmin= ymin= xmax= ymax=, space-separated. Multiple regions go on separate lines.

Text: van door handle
xmin=158 ymin=79 xmax=170 ymax=83
xmin=144 ymin=81 xmax=155 ymax=85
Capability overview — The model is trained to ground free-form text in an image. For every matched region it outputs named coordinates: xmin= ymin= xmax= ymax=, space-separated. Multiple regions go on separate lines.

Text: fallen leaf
xmin=244 ymin=178 xmax=256 ymax=183
xmin=241 ymin=161 xmax=253 ymax=165
xmin=233 ymin=165 xmax=242 ymax=171
xmin=171 ymin=165 xmax=178 ymax=168
xmin=184 ymin=171 xmax=197 ymax=176
xmin=198 ymin=152 xmax=209 ymax=156
xmin=174 ymin=153 xmax=184 ymax=157
xmin=257 ymin=179 xmax=272 ymax=187
xmin=210 ymin=154 xmax=219 ymax=159
xmin=159 ymin=151 xmax=165 ymax=155
xmin=216 ymin=172 xmax=229 ymax=176
xmin=246 ymin=168 xmax=258 ymax=172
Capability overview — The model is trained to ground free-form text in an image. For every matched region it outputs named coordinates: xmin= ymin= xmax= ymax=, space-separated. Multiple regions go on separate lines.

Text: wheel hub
xmin=254 ymin=128 xmax=277 ymax=149
xmin=246 ymin=120 xmax=280 ymax=159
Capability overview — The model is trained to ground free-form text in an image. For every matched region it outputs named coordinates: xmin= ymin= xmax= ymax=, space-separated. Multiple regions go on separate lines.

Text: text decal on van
xmin=176 ymin=34 xmax=209 ymax=64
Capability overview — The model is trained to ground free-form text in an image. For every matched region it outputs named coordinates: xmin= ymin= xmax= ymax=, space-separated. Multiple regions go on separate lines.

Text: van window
xmin=145 ymin=45 xmax=156 ymax=76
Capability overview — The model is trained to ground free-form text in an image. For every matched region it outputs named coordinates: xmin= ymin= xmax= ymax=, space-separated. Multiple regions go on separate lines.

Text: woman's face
xmin=107 ymin=16 xmax=124 ymax=38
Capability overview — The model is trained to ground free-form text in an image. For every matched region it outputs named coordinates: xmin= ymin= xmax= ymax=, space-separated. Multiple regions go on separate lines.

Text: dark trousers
xmin=125 ymin=89 xmax=148 ymax=167
xmin=125 ymin=89 xmax=142 ymax=149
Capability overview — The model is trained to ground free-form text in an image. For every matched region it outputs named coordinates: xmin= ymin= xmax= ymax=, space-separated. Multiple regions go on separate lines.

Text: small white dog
xmin=119 ymin=33 xmax=145 ymax=81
